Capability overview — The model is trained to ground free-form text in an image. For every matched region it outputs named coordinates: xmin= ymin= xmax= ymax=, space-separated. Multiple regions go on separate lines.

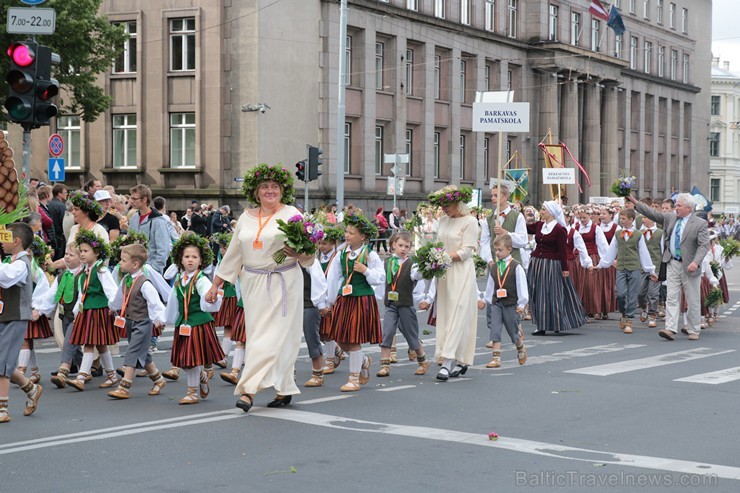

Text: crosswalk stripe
xmin=470 ymin=343 xmax=644 ymax=370
xmin=565 ymin=347 xmax=736 ymax=376
xmin=376 ymin=385 xmax=417 ymax=392
xmin=674 ymin=366 xmax=740 ymax=385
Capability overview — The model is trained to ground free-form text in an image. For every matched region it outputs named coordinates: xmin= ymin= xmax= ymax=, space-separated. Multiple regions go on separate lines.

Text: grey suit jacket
xmin=634 ymin=203 xmax=710 ymax=277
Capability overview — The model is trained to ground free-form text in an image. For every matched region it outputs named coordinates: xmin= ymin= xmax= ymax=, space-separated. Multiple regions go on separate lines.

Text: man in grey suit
xmin=627 ymin=193 xmax=709 ymax=340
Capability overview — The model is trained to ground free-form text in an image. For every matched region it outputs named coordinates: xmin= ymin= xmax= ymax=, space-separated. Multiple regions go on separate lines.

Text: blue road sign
xmin=21 ymin=0 xmax=48 ymax=5
xmin=48 ymin=158 xmax=65 ymax=182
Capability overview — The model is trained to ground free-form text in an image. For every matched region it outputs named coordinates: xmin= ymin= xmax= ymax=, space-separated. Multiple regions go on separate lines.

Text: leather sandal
xmin=236 ymin=394 xmax=254 ymax=413
xmin=220 ymin=369 xmax=239 ymax=385
xmin=517 ymin=344 xmax=528 ymax=366
xmin=267 ymin=395 xmax=292 ymax=408
xmin=23 ymin=384 xmax=42 ymax=416
xmin=178 ymin=387 xmax=199 ymax=405
xmin=359 ymin=356 xmax=371 ymax=385
xmin=148 ymin=378 xmax=167 ymax=396
xmin=199 ymin=371 xmax=210 ymax=399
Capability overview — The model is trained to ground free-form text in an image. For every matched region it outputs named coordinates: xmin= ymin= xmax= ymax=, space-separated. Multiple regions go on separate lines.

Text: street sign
xmin=48 ymin=133 xmax=64 ymax=157
xmin=48 ymin=158 xmax=64 ymax=182
xmin=386 ymin=177 xmax=405 ymax=196
xmin=472 ymin=102 xmax=530 ymax=133
xmin=7 ymin=7 xmax=56 ymax=35
xmin=21 ymin=0 xmax=48 ymax=5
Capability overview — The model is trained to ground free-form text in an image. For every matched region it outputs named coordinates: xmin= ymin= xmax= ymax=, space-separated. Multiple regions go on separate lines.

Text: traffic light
xmin=308 ymin=146 xmax=323 ymax=181
xmin=33 ymin=45 xmax=59 ymax=127
xmin=5 ymin=41 xmax=38 ymax=125
xmin=295 ymin=160 xmax=306 ymax=182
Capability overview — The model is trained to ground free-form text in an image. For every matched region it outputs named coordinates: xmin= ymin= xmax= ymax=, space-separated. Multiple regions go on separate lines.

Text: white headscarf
xmin=544 ymin=200 xmax=567 ymax=228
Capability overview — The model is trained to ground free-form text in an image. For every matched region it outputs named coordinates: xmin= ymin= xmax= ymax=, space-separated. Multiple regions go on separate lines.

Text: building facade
xmin=709 ymin=59 xmax=740 ymax=215
xmin=8 ymin=0 xmax=711 ymax=212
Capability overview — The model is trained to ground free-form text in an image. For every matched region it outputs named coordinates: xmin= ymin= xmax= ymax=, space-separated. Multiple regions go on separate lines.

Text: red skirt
xmin=170 ymin=322 xmax=226 ymax=369
xmin=26 ymin=315 xmax=53 ymax=340
xmin=580 ymin=253 xmax=602 ymax=316
xmin=214 ymin=295 xmax=238 ymax=329
xmin=319 ymin=311 xmax=334 ymax=341
xmin=597 ymin=265 xmax=618 ymax=314
xmin=567 ymin=257 xmax=584 ymax=300
xmin=700 ymin=277 xmax=712 ymax=316
xmin=70 ymin=308 xmax=118 ymax=346
xmin=427 ymin=301 xmax=437 ymax=327
xmin=230 ymin=306 xmax=246 ymax=343
xmin=720 ymin=275 xmax=730 ymax=304
xmin=152 ymin=323 xmax=163 ymax=338
xmin=326 ymin=295 xmax=382 ymax=344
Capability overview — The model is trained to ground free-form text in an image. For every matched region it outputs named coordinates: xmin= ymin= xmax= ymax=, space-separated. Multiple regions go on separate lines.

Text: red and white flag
xmin=589 ymin=0 xmax=610 ymax=21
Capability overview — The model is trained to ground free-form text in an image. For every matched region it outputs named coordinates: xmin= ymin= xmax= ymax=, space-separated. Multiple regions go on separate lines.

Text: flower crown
xmin=342 ymin=211 xmax=378 ymax=239
xmin=428 ymin=186 xmax=473 ymax=208
xmin=74 ymin=230 xmax=111 ymax=261
xmin=110 ymin=232 xmax=149 ymax=263
xmin=69 ymin=191 xmax=103 ymax=220
xmin=241 ymin=164 xmax=295 ymax=205
xmin=321 ymin=225 xmax=345 ymax=243
xmin=210 ymin=232 xmax=233 ymax=248
xmin=171 ymin=233 xmax=215 ymax=269
xmin=30 ymin=235 xmax=51 ymax=266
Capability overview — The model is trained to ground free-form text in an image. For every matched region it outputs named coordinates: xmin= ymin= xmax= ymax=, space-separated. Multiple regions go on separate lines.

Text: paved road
xmin=4 ymin=268 xmax=740 ymax=492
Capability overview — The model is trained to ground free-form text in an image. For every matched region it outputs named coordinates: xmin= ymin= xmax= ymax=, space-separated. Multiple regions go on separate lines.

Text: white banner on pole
xmin=542 ymin=168 xmax=576 ymax=184
xmin=472 ymin=102 xmax=530 ymax=132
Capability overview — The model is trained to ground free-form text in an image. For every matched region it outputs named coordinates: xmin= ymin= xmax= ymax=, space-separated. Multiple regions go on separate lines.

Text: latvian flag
xmin=589 ymin=0 xmax=610 ymax=21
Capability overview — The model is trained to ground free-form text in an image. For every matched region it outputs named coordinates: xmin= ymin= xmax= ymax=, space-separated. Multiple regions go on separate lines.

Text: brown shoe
xmin=623 ymin=320 xmax=633 ymax=334
xmin=639 ymin=311 xmax=648 ymax=322
xmin=108 ymin=379 xmax=132 ymax=400
xmin=220 ymin=369 xmax=239 ymax=385
xmin=359 ymin=356 xmax=371 ymax=385
xmin=688 ymin=332 xmax=700 ymax=340
xmin=29 ymin=369 xmax=41 ymax=384
xmin=214 ymin=359 xmax=227 ymax=369
xmin=304 ymin=371 xmax=324 ymax=387
xmin=648 ymin=316 xmax=657 ymax=328
xmin=407 ymin=349 xmax=417 ymax=362
xmin=376 ymin=358 xmax=391 ymax=377
xmin=389 ymin=348 xmax=398 ymax=364
xmin=340 ymin=373 xmax=361 ymax=392
xmin=485 ymin=341 xmax=494 ymax=349
xmin=23 ymin=384 xmax=42 ymax=416
xmin=322 ymin=359 xmax=336 ymax=375
xmin=414 ymin=360 xmax=430 ymax=375
xmin=658 ymin=329 xmax=676 ymax=341
xmin=680 ymin=326 xmax=690 ymax=335
xmin=179 ymin=387 xmax=200 ymax=405
xmin=148 ymin=377 xmax=167 ymax=396
xmin=99 ymin=370 xmax=119 ymax=389
xmin=517 ymin=344 xmax=528 ymax=366
xmin=162 ymin=367 xmax=180 ymax=381
xmin=51 ymin=368 xmax=69 ymax=389
xmin=619 ymin=317 xmax=628 ymax=330
xmin=486 ymin=357 xmax=501 ymax=368
xmin=67 ymin=374 xmax=88 ymax=391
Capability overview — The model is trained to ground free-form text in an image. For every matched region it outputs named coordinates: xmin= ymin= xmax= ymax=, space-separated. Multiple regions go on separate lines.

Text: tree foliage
xmin=0 ymin=0 xmax=127 ymax=123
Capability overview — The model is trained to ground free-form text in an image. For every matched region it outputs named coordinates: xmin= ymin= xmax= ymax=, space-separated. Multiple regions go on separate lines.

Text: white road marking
xmin=376 ymin=385 xmax=417 ymax=392
xmin=296 ymin=395 xmax=355 ymax=405
xmin=566 ymin=347 xmax=735 ymax=376
xmin=470 ymin=343 xmax=645 ymax=370
xmin=674 ymin=366 xmax=740 ymax=385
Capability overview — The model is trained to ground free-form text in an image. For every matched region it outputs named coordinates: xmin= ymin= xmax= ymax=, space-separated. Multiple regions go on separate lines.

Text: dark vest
xmin=487 ymin=209 xmax=523 ymax=264
xmin=79 ymin=262 xmax=110 ymax=310
xmin=384 ymin=258 xmax=414 ymax=307
xmin=339 ymin=247 xmax=375 ymax=297
xmin=122 ymin=275 xmax=150 ymax=322
xmin=643 ymin=228 xmax=664 ymax=266
xmin=175 ymin=272 xmax=214 ymax=327
xmin=576 ymin=223 xmax=598 ymax=256
xmin=490 ymin=258 xmax=520 ymax=307
xmin=566 ymin=228 xmax=577 ymax=261
xmin=0 ymin=255 xmax=33 ymax=322
xmin=615 ymin=229 xmax=642 ymax=271
xmin=302 ymin=267 xmax=313 ymax=308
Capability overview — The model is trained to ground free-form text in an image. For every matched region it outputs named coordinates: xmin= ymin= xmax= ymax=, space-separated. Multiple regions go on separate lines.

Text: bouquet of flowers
xmin=610 ymin=172 xmax=637 ymax=198
xmin=404 ymin=213 xmax=422 ymax=233
xmin=473 ymin=255 xmax=487 ymax=277
xmin=709 ymin=260 xmax=722 ymax=280
xmin=412 ymin=241 xmax=452 ymax=280
xmin=704 ymin=287 xmax=724 ymax=308
xmin=720 ymin=238 xmax=739 ymax=261
xmin=272 ymin=213 xmax=325 ymax=264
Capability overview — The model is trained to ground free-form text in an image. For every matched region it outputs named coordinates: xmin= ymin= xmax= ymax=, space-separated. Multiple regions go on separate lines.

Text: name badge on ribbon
xmin=114 ymin=316 xmax=126 ymax=329
xmin=179 ymin=324 xmax=192 ymax=337
xmin=0 ymin=300 xmax=4 ymax=315
xmin=342 ymin=285 xmax=353 ymax=296
xmin=387 ymin=291 xmax=399 ymax=301
xmin=252 ymin=240 xmax=263 ymax=250
xmin=496 ymin=288 xmax=508 ymax=299
xmin=217 ymin=289 xmax=224 ymax=298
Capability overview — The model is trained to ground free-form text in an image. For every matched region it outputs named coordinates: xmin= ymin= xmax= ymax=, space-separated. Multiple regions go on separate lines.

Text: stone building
xmin=709 ymin=58 xmax=740 ymax=215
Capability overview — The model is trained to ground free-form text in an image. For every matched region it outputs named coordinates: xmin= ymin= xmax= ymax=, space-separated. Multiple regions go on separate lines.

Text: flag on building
xmin=691 ymin=185 xmax=713 ymax=212
xmin=607 ymin=5 xmax=626 ymax=35
xmin=589 ymin=0 xmax=610 ymax=21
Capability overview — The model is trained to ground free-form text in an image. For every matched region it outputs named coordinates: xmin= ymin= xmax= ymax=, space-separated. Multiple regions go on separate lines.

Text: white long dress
xmin=217 ymin=205 xmax=311 ymax=397
xmin=434 ymin=214 xmax=479 ymax=366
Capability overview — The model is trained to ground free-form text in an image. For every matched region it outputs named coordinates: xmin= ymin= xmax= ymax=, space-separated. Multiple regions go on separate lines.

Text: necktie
xmin=674 ymin=218 xmax=683 ymax=259
xmin=622 ymin=230 xmax=632 ymax=241
xmin=497 ymin=259 xmax=507 ymax=276
xmin=387 ymin=257 xmax=400 ymax=284
xmin=55 ymin=270 xmax=75 ymax=304
xmin=124 ymin=274 xmax=133 ymax=288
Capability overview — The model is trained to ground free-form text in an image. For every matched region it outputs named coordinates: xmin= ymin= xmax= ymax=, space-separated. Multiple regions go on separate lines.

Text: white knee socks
xmin=78 ymin=352 xmax=94 ymax=379
xmin=220 ymin=336 xmax=231 ymax=356
xmin=325 ymin=341 xmax=336 ymax=359
xmin=232 ymin=347 xmax=245 ymax=370
xmin=99 ymin=350 xmax=114 ymax=371
xmin=186 ymin=367 xmax=202 ymax=387
xmin=349 ymin=350 xmax=363 ymax=374
xmin=17 ymin=349 xmax=30 ymax=368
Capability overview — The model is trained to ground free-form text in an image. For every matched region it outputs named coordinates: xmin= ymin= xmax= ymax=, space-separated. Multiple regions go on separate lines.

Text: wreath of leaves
xmin=69 ymin=191 xmax=103 ymax=220
xmin=241 ymin=164 xmax=295 ymax=205
xmin=74 ymin=229 xmax=111 ymax=261
xmin=171 ymin=233 xmax=215 ymax=269
xmin=321 ymin=225 xmax=345 ymax=243
xmin=110 ymin=232 xmax=149 ymax=263
xmin=30 ymin=235 xmax=52 ymax=266
xmin=210 ymin=232 xmax=233 ymax=248
xmin=427 ymin=186 xmax=473 ymax=208
xmin=342 ymin=211 xmax=378 ymax=239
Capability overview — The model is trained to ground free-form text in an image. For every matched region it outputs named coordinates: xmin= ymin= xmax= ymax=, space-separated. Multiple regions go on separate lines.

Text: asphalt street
xmin=3 ymin=268 xmax=740 ymax=492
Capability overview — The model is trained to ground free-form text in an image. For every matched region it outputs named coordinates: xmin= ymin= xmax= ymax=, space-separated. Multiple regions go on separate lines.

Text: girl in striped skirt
xmin=66 ymin=230 xmax=120 ymax=391
xmin=164 ymin=234 xmax=224 ymax=405
xmin=595 ymin=206 xmax=619 ymax=319
xmin=324 ymin=212 xmax=384 ymax=392
xmin=212 ymin=233 xmax=237 ymax=368
xmin=220 ymin=279 xmax=245 ymax=385
xmin=574 ymin=207 xmax=609 ymax=318
xmin=316 ymin=227 xmax=344 ymax=376
xmin=526 ymin=201 xmax=587 ymax=335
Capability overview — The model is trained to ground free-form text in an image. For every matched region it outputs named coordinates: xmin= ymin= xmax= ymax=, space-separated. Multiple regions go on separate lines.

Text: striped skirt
xmin=326 ymin=295 xmax=382 ymax=344
xmin=152 ymin=323 xmax=163 ymax=338
xmin=26 ymin=315 xmax=53 ymax=340
xmin=427 ymin=301 xmax=437 ymax=327
xmin=230 ymin=306 xmax=246 ymax=343
xmin=319 ymin=311 xmax=334 ymax=341
xmin=720 ymin=275 xmax=730 ymax=304
xmin=580 ymin=253 xmax=602 ymax=316
xmin=214 ymin=295 xmax=239 ymax=329
xmin=567 ymin=257 xmax=584 ymax=301
xmin=527 ymin=257 xmax=587 ymax=333
xmin=596 ymin=265 xmax=618 ymax=315
xmin=70 ymin=308 xmax=118 ymax=346
xmin=171 ymin=322 xmax=225 ymax=369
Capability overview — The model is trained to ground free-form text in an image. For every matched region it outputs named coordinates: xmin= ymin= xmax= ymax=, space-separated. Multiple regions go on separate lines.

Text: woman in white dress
xmin=206 ymin=165 xmax=314 ymax=412
xmin=429 ymin=186 xmax=479 ymax=381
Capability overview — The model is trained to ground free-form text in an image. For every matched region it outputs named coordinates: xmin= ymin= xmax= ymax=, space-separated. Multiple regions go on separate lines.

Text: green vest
xmin=486 ymin=209 xmax=522 ymax=264
xmin=339 ymin=247 xmax=375 ymax=297
xmin=175 ymin=272 xmax=214 ymax=327
xmin=644 ymin=228 xmax=663 ymax=266
xmin=223 ymin=281 xmax=237 ymax=298
xmin=615 ymin=230 xmax=642 ymax=271
xmin=79 ymin=262 xmax=110 ymax=310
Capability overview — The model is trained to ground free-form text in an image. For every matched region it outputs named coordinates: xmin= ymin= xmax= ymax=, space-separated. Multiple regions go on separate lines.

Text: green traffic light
xmin=4 ymin=96 xmax=33 ymax=120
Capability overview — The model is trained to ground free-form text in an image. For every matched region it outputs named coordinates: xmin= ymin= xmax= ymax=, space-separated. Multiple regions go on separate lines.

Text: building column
xmin=582 ymin=82 xmax=602 ymax=201
xmin=422 ymin=45 xmax=436 ymax=194
xmin=600 ymin=85 xmax=618 ymax=196
xmin=450 ymin=48 xmax=462 ymax=184
xmin=537 ymin=72 xmax=559 ymax=202
xmin=362 ymin=30 xmax=378 ymax=191
xmin=560 ymin=80 xmax=579 ymax=201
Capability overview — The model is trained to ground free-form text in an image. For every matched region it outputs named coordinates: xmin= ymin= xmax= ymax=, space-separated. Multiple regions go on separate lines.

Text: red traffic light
xmin=36 ymin=80 xmax=59 ymax=100
xmin=7 ymin=69 xmax=34 ymax=93
xmin=7 ymin=43 xmax=35 ymax=67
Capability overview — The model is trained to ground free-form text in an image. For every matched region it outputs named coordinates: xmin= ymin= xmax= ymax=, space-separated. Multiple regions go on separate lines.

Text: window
xmin=58 ymin=116 xmax=81 ymax=169
xmin=484 ymin=138 xmax=490 ymax=173
xmin=459 ymin=135 xmax=466 ymax=180
xmin=629 ymin=0 xmax=636 ymax=14
xmin=591 ymin=19 xmax=600 ymax=51
xmin=406 ymin=0 xmax=418 ymax=11
xmin=405 ymin=49 xmax=414 ymax=96
xmin=344 ymin=35 xmax=352 ymax=86
xmin=549 ymin=5 xmax=558 ymax=41
xmin=615 ymin=34 xmax=623 ymax=58
xmin=405 ymin=129 xmax=413 ymax=176
xmin=485 ymin=0 xmax=495 ymax=31
xmin=711 ymin=95 xmax=721 ymax=116
xmin=375 ymin=42 xmax=384 ymax=90
xmin=644 ymin=41 xmax=652 ymax=74
xmin=657 ymin=0 xmax=663 ymax=23
xmin=460 ymin=60 xmax=466 ymax=102
xmin=169 ymin=18 xmax=195 ymax=71
xmin=630 ymin=36 xmax=638 ymax=70
xmin=435 ymin=0 xmax=445 ymax=19
xmin=506 ymin=139 xmax=512 ymax=161
xmin=571 ymin=12 xmax=581 ymax=46
xmin=112 ymin=114 xmax=137 ymax=168
xmin=461 ymin=0 xmax=471 ymax=25
xmin=681 ymin=8 xmax=688 ymax=33
xmin=670 ymin=49 xmax=677 ymax=80
xmin=484 ymin=65 xmax=490 ymax=91
xmin=434 ymin=55 xmax=441 ymax=99
xmin=669 ymin=2 xmax=675 ymax=28
xmin=113 ymin=21 xmax=136 ymax=73
xmin=375 ymin=125 xmax=384 ymax=175
xmin=682 ymin=54 xmax=689 ymax=83
xmin=643 ymin=0 xmax=649 ymax=18
xmin=344 ymin=123 xmax=351 ymax=173
xmin=710 ymin=178 xmax=721 ymax=201
xmin=170 ymin=112 xmax=195 ymax=168
xmin=508 ymin=0 xmax=518 ymax=38
xmin=657 ymin=46 xmax=665 ymax=76
xmin=507 ymin=69 xmax=513 ymax=89
xmin=433 ymin=132 xmax=440 ymax=178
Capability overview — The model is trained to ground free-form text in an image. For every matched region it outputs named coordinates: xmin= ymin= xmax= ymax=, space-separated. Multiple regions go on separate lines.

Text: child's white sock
xmin=78 ymin=352 xmax=94 ymax=379
xmin=186 ymin=367 xmax=200 ymax=387
xmin=29 ymin=349 xmax=38 ymax=369
xmin=349 ymin=350 xmax=363 ymax=373
xmin=17 ymin=349 xmax=30 ymax=368
xmin=232 ymin=347 xmax=245 ymax=370
xmin=325 ymin=341 xmax=336 ymax=359
xmin=99 ymin=350 xmax=114 ymax=371
xmin=220 ymin=336 xmax=231 ymax=356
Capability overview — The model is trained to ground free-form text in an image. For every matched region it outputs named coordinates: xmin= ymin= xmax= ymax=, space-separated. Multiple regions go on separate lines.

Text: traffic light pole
xmin=304 ymin=178 xmax=309 ymax=213
xmin=335 ymin=0 xmax=348 ymax=211
xmin=22 ymin=127 xmax=32 ymax=185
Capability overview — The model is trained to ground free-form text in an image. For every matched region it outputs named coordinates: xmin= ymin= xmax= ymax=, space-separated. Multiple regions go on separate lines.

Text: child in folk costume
xmin=107 ymin=244 xmax=168 ymax=399
xmin=479 ymin=234 xmax=528 ymax=368
xmin=324 ymin=212 xmax=384 ymax=392
xmin=637 ymin=216 xmax=664 ymax=328
xmin=574 ymin=207 xmax=609 ymax=318
xmin=211 ymin=233 xmax=238 ymax=369
xmin=597 ymin=208 xmax=657 ymax=334
xmin=219 ymin=277 xmax=246 ymax=385
xmin=164 ymin=234 xmax=224 ymax=404
xmin=66 ymin=230 xmax=119 ymax=391
xmin=300 ymin=252 xmax=329 ymax=387
xmin=376 ymin=231 xmax=430 ymax=378
xmin=705 ymin=230 xmax=733 ymax=324
xmin=316 ymin=227 xmax=345 ymax=376
xmin=563 ymin=208 xmax=595 ymax=306
xmin=595 ymin=206 xmax=619 ymax=319
xmin=47 ymin=244 xmax=84 ymax=388
xmin=0 ymin=223 xmax=43 ymax=423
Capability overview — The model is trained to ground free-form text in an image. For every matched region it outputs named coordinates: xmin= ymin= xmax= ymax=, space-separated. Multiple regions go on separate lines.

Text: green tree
xmin=1 ymin=0 xmax=127 ymax=123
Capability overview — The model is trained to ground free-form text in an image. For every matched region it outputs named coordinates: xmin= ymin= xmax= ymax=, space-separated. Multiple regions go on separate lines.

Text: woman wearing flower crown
xmin=205 ymin=164 xmax=315 ymax=413
xmin=66 ymin=191 xmax=109 ymax=246
xmin=427 ymin=186 xmax=479 ymax=381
